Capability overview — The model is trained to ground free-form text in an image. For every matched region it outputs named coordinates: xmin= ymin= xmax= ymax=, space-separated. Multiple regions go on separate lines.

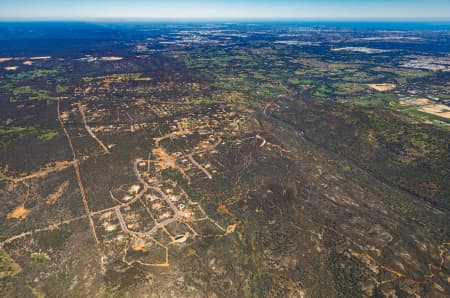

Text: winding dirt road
xmin=114 ymin=158 xmax=179 ymax=237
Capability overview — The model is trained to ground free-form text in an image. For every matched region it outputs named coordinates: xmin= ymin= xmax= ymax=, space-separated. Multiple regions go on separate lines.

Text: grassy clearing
xmin=9 ymin=86 xmax=52 ymax=102
xmin=4 ymin=68 xmax=64 ymax=82
xmin=83 ymin=73 xmax=152 ymax=82
xmin=347 ymin=93 xmax=397 ymax=108
xmin=0 ymin=68 xmax=64 ymax=102
xmin=0 ymin=125 xmax=38 ymax=148
xmin=0 ymin=126 xmax=59 ymax=148
xmin=38 ymin=130 xmax=58 ymax=141
xmin=0 ymin=171 xmax=12 ymax=182
xmin=405 ymin=109 xmax=450 ymax=125
xmin=31 ymin=253 xmax=50 ymax=265
xmin=56 ymin=84 xmax=70 ymax=94
xmin=313 ymin=85 xmax=333 ymax=97
xmin=372 ymin=67 xmax=432 ymax=83
xmin=0 ymin=249 xmax=21 ymax=279
xmin=333 ymin=82 xmax=366 ymax=95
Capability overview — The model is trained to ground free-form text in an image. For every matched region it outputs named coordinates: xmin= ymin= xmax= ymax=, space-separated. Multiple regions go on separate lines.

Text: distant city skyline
xmin=0 ymin=0 xmax=449 ymax=20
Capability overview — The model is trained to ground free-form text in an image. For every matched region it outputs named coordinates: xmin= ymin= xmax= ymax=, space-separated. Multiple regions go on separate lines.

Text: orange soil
xmin=46 ymin=180 xmax=70 ymax=205
xmin=0 ymin=58 xmax=13 ymax=63
xmin=6 ymin=204 xmax=30 ymax=219
xmin=217 ymin=204 xmax=232 ymax=216
xmin=419 ymin=104 xmax=450 ymax=119
xmin=400 ymin=98 xmax=450 ymax=119
xmin=152 ymin=147 xmax=183 ymax=173
xmin=368 ymin=83 xmax=397 ymax=92
xmin=13 ymin=161 xmax=76 ymax=183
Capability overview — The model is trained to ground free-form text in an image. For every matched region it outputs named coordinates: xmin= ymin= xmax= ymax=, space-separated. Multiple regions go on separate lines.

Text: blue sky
xmin=0 ymin=0 xmax=449 ymax=20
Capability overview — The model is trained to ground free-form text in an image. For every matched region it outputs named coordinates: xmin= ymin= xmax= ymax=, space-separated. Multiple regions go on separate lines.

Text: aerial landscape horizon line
xmin=1 ymin=17 xmax=450 ymax=23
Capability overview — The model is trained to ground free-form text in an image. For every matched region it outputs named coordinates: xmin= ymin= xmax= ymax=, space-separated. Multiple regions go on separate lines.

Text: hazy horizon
xmin=1 ymin=0 xmax=449 ymax=21
xmin=1 ymin=18 xmax=450 ymax=22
